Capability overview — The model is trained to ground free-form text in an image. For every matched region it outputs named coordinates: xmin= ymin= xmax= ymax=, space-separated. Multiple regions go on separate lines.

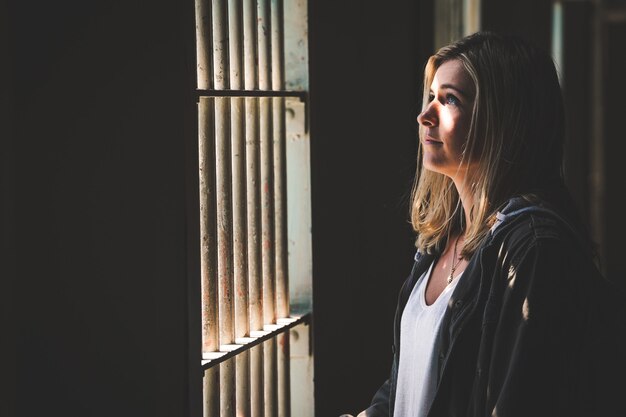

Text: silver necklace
xmin=447 ymin=235 xmax=462 ymax=284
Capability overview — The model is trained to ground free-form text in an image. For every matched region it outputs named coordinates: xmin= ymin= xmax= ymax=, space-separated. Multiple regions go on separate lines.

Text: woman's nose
xmin=417 ymin=103 xmax=437 ymax=127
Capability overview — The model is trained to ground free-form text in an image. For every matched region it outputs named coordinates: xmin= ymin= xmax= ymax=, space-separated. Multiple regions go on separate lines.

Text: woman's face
xmin=418 ymin=59 xmax=476 ymax=181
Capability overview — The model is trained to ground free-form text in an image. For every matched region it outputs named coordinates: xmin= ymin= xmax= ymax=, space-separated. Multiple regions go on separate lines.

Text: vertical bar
xmin=258 ymin=0 xmax=272 ymax=91
xmin=215 ymin=95 xmax=235 ymax=417
xmin=260 ymin=102 xmax=277 ymax=417
xmin=463 ymin=0 xmax=481 ymax=36
xmin=258 ymin=2 xmax=277 ymax=415
xmin=196 ymin=0 xmax=213 ymax=90
xmin=200 ymin=97 xmax=219 ymax=417
xmin=213 ymin=0 xmax=229 ymax=90
xmin=250 ymin=344 xmax=264 ymax=417
xmin=258 ymin=0 xmax=275 ymax=324
xmin=259 ymin=5 xmax=275 ymax=414
xmin=271 ymin=2 xmax=290 ymax=416
xmin=244 ymin=0 xmax=261 ymax=337
xmin=273 ymin=96 xmax=289 ymax=417
xmin=271 ymin=0 xmax=284 ymax=91
xmin=434 ymin=0 xmax=464 ymax=50
xmin=271 ymin=0 xmax=288 ymax=322
xmin=236 ymin=352 xmax=250 ymax=417
xmin=221 ymin=358 xmax=236 ymax=417
xmin=229 ymin=0 xmax=244 ymax=91
xmin=276 ymin=332 xmax=290 ymax=417
xmin=212 ymin=0 xmax=234 ymax=414
xmin=228 ymin=1 xmax=250 ymax=415
xmin=204 ymin=367 xmax=220 ymax=417
xmin=243 ymin=2 xmax=263 ymax=415
xmin=264 ymin=338 xmax=278 ymax=417
xmin=233 ymin=95 xmax=250 ymax=417
xmin=259 ymin=96 xmax=275 ymax=325
xmin=243 ymin=0 xmax=258 ymax=90
xmin=245 ymin=11 xmax=263 ymax=417
xmin=245 ymin=9 xmax=262 ymax=413
xmin=232 ymin=94 xmax=250 ymax=416
xmin=246 ymin=97 xmax=264 ymax=417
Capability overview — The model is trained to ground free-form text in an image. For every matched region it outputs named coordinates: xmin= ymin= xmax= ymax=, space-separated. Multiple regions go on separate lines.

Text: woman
xmin=353 ymin=32 xmax=625 ymax=417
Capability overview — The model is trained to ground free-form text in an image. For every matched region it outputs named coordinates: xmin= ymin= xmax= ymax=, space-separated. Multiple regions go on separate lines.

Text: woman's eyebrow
xmin=438 ymin=83 xmax=471 ymax=98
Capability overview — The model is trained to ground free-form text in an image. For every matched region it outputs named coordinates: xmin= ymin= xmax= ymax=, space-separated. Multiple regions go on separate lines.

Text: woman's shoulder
xmin=492 ymin=193 xmax=588 ymax=243
xmin=487 ymin=194 xmax=595 ymax=267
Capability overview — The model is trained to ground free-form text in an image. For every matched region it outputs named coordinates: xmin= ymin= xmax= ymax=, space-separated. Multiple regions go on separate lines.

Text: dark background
xmin=5 ymin=0 xmax=625 ymax=416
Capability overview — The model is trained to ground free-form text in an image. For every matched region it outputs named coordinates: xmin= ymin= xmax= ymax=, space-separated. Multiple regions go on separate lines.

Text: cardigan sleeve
xmin=358 ymin=378 xmax=390 ymax=417
xmin=484 ymin=235 xmax=612 ymax=417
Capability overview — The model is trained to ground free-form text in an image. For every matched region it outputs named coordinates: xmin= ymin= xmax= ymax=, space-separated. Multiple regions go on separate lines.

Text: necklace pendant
xmin=447 ymin=273 xmax=453 ymax=284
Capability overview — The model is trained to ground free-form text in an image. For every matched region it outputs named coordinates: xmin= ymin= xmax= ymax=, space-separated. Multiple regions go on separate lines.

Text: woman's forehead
xmin=431 ymin=60 xmax=475 ymax=97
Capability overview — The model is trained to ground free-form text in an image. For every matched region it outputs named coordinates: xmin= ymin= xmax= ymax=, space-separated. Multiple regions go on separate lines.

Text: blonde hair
xmin=411 ymin=32 xmax=565 ymax=257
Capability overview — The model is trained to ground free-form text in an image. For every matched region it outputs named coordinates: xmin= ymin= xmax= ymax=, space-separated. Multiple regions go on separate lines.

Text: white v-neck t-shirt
xmin=393 ymin=261 xmax=463 ymax=417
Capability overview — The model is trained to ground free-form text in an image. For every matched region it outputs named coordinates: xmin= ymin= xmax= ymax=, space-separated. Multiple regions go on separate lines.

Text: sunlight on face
xmin=418 ymin=60 xmax=476 ymax=182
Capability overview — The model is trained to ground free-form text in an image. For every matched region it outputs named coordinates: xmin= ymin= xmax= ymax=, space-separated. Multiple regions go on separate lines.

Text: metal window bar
xmin=196 ymin=0 xmax=302 ymax=416
xmin=270 ymin=1 xmax=290 ymax=416
xmin=257 ymin=1 xmax=278 ymax=415
xmin=242 ymin=0 xmax=264 ymax=415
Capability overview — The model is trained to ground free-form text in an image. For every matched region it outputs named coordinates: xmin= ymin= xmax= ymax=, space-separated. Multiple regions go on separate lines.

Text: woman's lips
xmin=423 ymin=135 xmax=442 ymax=145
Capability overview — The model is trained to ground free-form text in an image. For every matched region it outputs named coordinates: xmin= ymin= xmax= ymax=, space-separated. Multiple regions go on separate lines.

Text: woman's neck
xmin=453 ymin=177 xmax=474 ymax=230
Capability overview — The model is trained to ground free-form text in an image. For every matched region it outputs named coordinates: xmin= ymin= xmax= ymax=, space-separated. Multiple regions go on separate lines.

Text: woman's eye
xmin=427 ymin=93 xmax=435 ymax=102
xmin=445 ymin=94 xmax=460 ymax=106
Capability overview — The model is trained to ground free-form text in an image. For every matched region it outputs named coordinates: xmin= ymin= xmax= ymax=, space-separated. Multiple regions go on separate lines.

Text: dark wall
xmin=308 ymin=1 xmax=432 ymax=415
xmin=9 ymin=1 xmax=198 ymax=416
xmin=482 ymin=0 xmax=553 ymax=51
xmin=3 ymin=0 xmax=17 ymax=413
xmin=605 ymin=20 xmax=626 ymax=289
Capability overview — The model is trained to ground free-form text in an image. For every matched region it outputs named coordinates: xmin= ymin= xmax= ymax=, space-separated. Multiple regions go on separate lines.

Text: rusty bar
xmin=250 ymin=344 xmax=264 ymax=417
xmin=271 ymin=0 xmax=287 ymax=319
xmin=242 ymin=2 xmax=260 ymax=414
xmin=243 ymin=0 xmax=258 ymax=90
xmin=236 ymin=351 xmax=250 ymax=417
xmin=196 ymin=0 xmax=213 ymax=89
xmin=199 ymin=96 xmax=220 ymax=417
xmin=271 ymin=4 xmax=291 ymax=406
xmin=277 ymin=332 xmax=290 ymax=417
xmin=257 ymin=0 xmax=272 ymax=90
xmin=231 ymin=67 xmax=248 ymax=344
xmin=264 ymin=338 xmax=278 ymax=417
xmin=260 ymin=96 xmax=276 ymax=326
xmin=228 ymin=0 xmax=243 ymax=90
xmin=231 ymin=96 xmax=250 ymax=415
xmin=271 ymin=3 xmax=289 ymax=414
xmin=220 ymin=358 xmax=236 ymax=417
xmin=199 ymin=99 xmax=219 ymax=353
xmin=270 ymin=0 xmax=284 ymax=91
xmin=271 ymin=1 xmax=288 ymax=319
xmin=272 ymin=98 xmax=291 ymax=417
xmin=228 ymin=11 xmax=248 ymax=417
xmin=463 ymin=0 xmax=481 ymax=36
xmin=246 ymin=97 xmax=263 ymax=332
xmin=246 ymin=95 xmax=264 ymax=417
xmin=273 ymin=96 xmax=289 ymax=417
xmin=215 ymin=95 xmax=235 ymax=417
xmin=212 ymin=0 xmax=229 ymax=89
xmin=204 ymin=367 xmax=220 ymax=417
xmin=215 ymin=96 xmax=234 ymax=346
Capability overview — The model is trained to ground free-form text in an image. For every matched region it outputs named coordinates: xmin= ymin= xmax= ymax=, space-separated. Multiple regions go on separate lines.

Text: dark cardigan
xmin=363 ymin=197 xmax=626 ymax=417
